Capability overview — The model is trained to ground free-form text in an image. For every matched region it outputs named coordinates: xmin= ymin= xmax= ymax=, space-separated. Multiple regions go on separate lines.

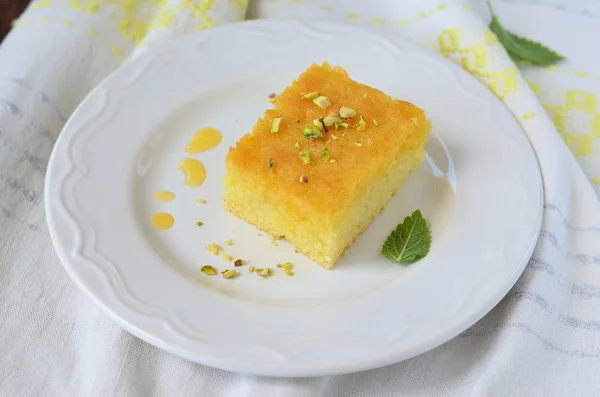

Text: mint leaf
xmin=382 ymin=209 xmax=431 ymax=264
xmin=488 ymin=1 xmax=564 ymax=66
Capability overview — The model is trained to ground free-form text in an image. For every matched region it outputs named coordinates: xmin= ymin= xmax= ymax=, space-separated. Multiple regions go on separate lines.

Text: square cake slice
xmin=223 ymin=62 xmax=431 ymax=269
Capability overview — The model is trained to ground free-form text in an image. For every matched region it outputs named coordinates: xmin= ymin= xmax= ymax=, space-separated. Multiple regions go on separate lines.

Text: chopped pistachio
xmin=196 ymin=199 xmax=206 ymax=204
xmin=205 ymin=243 xmax=220 ymax=255
xmin=338 ymin=106 xmax=356 ymax=118
xmin=373 ymin=119 xmax=379 ymax=126
xmin=295 ymin=141 xmax=301 ymax=150
xmin=339 ymin=122 xmax=349 ymax=128
xmin=270 ymin=116 xmax=282 ymax=133
xmin=268 ymin=93 xmax=278 ymax=103
xmin=355 ymin=141 xmax=363 ymax=147
xmin=200 ymin=265 xmax=217 ymax=275
xmin=299 ymin=174 xmax=309 ymax=183
xmin=313 ymin=118 xmax=325 ymax=131
xmin=257 ymin=267 xmax=271 ymax=277
xmin=234 ymin=259 xmax=243 ymax=267
xmin=313 ymin=96 xmax=331 ymax=109
xmin=195 ymin=221 xmax=204 ymax=227
xmin=329 ymin=159 xmax=336 ymax=163
xmin=219 ymin=251 xmax=233 ymax=261
xmin=310 ymin=171 xmax=315 ymax=176
xmin=321 ymin=147 xmax=330 ymax=160
xmin=282 ymin=262 xmax=294 ymax=276
xmin=302 ymin=92 xmax=320 ymax=100
xmin=331 ymin=134 xmax=340 ymax=140
xmin=221 ymin=269 xmax=236 ymax=279
xmin=248 ymin=265 xmax=255 ymax=272
xmin=225 ymin=239 xmax=233 ymax=246
xmin=300 ymin=152 xmax=311 ymax=164
xmin=357 ymin=116 xmax=367 ymax=131
xmin=302 ymin=125 xmax=324 ymax=139
xmin=267 ymin=158 xmax=274 ymax=169
xmin=323 ymin=115 xmax=343 ymax=127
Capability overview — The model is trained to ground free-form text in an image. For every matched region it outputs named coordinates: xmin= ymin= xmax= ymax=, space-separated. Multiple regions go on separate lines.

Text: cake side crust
xmin=223 ymin=145 xmax=426 ymax=269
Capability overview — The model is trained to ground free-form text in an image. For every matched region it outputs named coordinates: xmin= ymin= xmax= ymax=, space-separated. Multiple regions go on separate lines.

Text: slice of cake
xmin=223 ymin=62 xmax=431 ymax=269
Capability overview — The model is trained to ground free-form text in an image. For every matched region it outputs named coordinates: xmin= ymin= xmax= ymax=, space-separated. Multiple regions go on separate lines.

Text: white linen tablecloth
xmin=2 ymin=0 xmax=600 ymax=395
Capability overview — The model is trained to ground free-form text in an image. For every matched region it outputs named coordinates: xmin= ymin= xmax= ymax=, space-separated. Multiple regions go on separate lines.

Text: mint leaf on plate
xmin=488 ymin=1 xmax=564 ymax=66
xmin=382 ymin=209 xmax=431 ymax=264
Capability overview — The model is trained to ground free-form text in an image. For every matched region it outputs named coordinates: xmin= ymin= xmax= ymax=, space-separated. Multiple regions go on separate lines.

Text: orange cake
xmin=223 ymin=62 xmax=431 ymax=269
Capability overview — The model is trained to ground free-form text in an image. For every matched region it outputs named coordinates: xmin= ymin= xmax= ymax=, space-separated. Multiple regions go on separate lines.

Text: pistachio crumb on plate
xmin=205 ymin=243 xmax=220 ymax=255
xmin=219 ymin=251 xmax=233 ymax=261
xmin=200 ymin=265 xmax=217 ymax=275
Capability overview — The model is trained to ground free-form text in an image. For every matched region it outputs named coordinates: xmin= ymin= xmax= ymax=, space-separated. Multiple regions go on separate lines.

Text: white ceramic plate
xmin=45 ymin=20 xmax=543 ymax=377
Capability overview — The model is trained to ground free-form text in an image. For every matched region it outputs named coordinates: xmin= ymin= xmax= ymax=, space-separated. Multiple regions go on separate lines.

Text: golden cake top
xmin=225 ymin=62 xmax=430 ymax=211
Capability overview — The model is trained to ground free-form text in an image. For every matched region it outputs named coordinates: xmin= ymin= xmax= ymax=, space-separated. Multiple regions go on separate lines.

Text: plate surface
xmin=45 ymin=20 xmax=543 ymax=377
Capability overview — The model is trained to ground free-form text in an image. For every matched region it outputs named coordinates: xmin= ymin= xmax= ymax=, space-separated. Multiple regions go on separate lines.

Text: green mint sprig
xmin=488 ymin=1 xmax=565 ymax=66
xmin=382 ymin=209 xmax=431 ymax=264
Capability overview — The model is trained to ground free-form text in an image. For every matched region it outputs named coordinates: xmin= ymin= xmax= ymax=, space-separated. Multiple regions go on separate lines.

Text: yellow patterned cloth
xmin=2 ymin=0 xmax=600 ymax=395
